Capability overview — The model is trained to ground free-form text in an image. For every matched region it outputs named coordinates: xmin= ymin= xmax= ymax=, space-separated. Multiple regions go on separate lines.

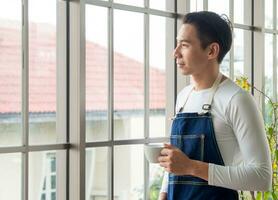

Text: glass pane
xmin=149 ymin=16 xmax=174 ymax=137
xmin=86 ymin=147 xmax=108 ymax=200
xmin=51 ymin=175 xmax=56 ymax=189
xmin=234 ymin=29 xmax=252 ymax=80
xmin=234 ymin=29 xmax=244 ymax=77
xmin=0 ymin=153 xmax=21 ymax=200
xmin=148 ymin=164 xmax=164 ymax=200
xmin=264 ymin=34 xmax=274 ymax=123
xmin=114 ymin=10 xmax=144 ymax=140
xmin=265 ymin=34 xmax=274 ymax=99
xmin=86 ymin=5 xmax=109 ymax=142
xmin=265 ymin=0 xmax=273 ymax=29
xmin=114 ymin=145 xmax=144 ymax=200
xmin=190 ymin=0 xmax=203 ymax=12
xmin=234 ymin=0 xmax=251 ymax=25
xmin=220 ymin=53 xmax=230 ymax=77
xmin=0 ymin=0 xmax=22 ymax=146
xmin=51 ymin=192 xmax=56 ymax=200
xmin=208 ymin=0 xmax=229 ymax=16
xmin=149 ymin=0 xmax=175 ymax=12
xmin=114 ymin=0 xmax=143 ymax=7
xmin=29 ymin=0 xmax=57 ymax=145
xmin=29 ymin=151 xmax=66 ymax=200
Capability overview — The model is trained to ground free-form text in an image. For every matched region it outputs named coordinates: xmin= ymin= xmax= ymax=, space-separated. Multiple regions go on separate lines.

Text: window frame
xmin=79 ymin=0 xmax=179 ymax=199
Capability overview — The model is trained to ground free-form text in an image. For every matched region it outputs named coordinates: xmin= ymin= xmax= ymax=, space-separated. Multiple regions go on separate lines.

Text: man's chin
xmin=179 ymin=69 xmax=191 ymax=76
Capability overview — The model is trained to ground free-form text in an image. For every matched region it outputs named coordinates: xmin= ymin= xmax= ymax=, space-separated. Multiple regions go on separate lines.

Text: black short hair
xmin=183 ymin=11 xmax=233 ymax=63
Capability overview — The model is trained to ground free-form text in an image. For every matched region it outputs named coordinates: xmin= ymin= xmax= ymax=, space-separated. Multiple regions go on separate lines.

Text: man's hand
xmin=158 ymin=143 xmax=194 ymax=175
xmin=159 ymin=192 xmax=167 ymax=200
xmin=158 ymin=143 xmax=209 ymax=180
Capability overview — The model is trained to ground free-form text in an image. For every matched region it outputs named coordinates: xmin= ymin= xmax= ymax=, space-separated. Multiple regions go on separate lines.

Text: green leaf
xmin=266 ymin=126 xmax=274 ymax=137
xmin=272 ymin=192 xmax=278 ymax=200
xmin=275 ymin=150 xmax=278 ymax=161
xmin=257 ymin=192 xmax=262 ymax=200
xmin=264 ymin=191 xmax=273 ymax=200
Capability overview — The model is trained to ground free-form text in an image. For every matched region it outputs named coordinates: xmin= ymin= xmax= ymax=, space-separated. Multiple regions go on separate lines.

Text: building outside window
xmin=40 ymin=153 xmax=56 ymax=200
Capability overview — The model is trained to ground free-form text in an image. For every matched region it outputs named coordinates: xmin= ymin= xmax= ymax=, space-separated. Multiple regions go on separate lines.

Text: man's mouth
xmin=176 ymin=60 xmax=185 ymax=65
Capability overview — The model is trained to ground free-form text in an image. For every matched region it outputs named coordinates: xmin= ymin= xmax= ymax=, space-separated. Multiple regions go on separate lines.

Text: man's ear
xmin=207 ymin=42 xmax=220 ymax=61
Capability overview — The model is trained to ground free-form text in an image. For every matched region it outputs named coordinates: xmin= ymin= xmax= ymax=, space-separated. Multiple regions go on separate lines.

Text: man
xmin=158 ymin=11 xmax=272 ymax=200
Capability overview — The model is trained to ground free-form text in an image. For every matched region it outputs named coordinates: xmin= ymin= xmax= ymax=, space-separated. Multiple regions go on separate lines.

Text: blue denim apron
xmin=167 ymin=73 xmax=238 ymax=200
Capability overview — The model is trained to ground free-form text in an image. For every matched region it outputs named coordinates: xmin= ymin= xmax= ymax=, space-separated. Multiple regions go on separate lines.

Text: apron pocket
xmin=171 ymin=134 xmax=205 ymax=161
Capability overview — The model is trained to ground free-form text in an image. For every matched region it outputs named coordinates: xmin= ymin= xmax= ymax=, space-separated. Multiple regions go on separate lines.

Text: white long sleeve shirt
xmin=160 ymin=78 xmax=272 ymax=192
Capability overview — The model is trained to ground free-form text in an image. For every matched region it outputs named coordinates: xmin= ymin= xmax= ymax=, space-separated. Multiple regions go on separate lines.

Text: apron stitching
xmin=169 ymin=181 xmax=208 ymax=185
xmin=171 ymin=134 xmax=205 ymax=139
xmin=200 ymin=134 xmax=205 ymax=161
xmin=174 ymin=116 xmax=212 ymax=119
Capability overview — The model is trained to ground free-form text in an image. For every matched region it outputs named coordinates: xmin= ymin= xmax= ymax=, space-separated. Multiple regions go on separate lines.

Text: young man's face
xmin=174 ymin=23 xmax=210 ymax=76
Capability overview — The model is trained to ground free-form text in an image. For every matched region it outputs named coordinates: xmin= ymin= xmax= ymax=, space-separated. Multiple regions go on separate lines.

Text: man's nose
xmin=173 ymin=45 xmax=181 ymax=58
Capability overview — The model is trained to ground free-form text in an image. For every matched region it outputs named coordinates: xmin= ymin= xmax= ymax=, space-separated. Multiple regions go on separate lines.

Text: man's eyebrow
xmin=176 ymin=38 xmax=191 ymax=43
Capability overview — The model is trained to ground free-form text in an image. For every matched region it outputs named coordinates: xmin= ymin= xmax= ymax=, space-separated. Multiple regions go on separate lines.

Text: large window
xmin=2 ymin=1 xmax=277 ymax=200
xmin=84 ymin=1 xmax=176 ymax=199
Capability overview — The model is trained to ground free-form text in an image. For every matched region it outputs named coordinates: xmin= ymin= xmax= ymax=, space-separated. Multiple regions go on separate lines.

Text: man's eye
xmin=181 ymin=43 xmax=188 ymax=47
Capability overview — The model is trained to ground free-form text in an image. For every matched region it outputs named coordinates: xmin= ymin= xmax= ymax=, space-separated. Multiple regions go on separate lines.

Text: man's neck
xmin=191 ymin=70 xmax=220 ymax=91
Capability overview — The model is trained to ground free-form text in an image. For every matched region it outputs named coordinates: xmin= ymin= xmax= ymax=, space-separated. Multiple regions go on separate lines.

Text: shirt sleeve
xmin=160 ymin=171 xmax=169 ymax=193
xmin=208 ymin=91 xmax=272 ymax=191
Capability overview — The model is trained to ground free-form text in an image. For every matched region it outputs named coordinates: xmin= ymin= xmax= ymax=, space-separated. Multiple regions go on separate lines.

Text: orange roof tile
xmin=0 ymin=21 xmax=165 ymax=114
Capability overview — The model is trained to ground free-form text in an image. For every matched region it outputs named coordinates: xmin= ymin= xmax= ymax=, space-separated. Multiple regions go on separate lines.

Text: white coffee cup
xmin=144 ymin=144 xmax=164 ymax=163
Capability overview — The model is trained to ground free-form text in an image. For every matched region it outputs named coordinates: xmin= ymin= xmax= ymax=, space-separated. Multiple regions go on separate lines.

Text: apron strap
xmin=199 ymin=72 xmax=223 ymax=114
xmin=177 ymin=85 xmax=194 ymax=114
xmin=177 ymin=73 xmax=223 ymax=115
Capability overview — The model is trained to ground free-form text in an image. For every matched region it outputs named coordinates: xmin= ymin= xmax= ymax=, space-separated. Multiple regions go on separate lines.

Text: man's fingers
xmin=163 ymin=143 xmax=173 ymax=148
xmin=158 ymin=155 xmax=168 ymax=162
xmin=160 ymin=148 xmax=171 ymax=156
xmin=159 ymin=192 xmax=167 ymax=200
xmin=159 ymin=161 xmax=168 ymax=168
xmin=160 ymin=144 xmax=177 ymax=156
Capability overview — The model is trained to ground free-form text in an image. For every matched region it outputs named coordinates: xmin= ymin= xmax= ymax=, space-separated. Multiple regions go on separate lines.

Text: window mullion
xmin=108 ymin=4 xmax=114 ymax=200
xmin=273 ymin=0 xmax=276 ymax=30
xmin=69 ymin=0 xmax=86 ymax=199
xmin=253 ymin=0 xmax=265 ymax=111
xmin=56 ymin=1 xmax=68 ymax=200
xmin=143 ymin=0 xmax=150 ymax=199
xmin=203 ymin=0 xmax=208 ymax=11
xmin=22 ymin=0 xmax=29 ymax=200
